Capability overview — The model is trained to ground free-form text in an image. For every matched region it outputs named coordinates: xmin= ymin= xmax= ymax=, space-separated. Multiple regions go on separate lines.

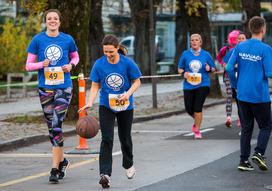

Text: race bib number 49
xmin=187 ymin=73 xmax=202 ymax=86
xmin=44 ymin=67 xmax=64 ymax=85
xmin=109 ymin=93 xmax=130 ymax=112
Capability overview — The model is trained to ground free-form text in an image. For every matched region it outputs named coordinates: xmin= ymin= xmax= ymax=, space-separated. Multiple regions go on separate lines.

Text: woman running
xmin=216 ymin=30 xmax=240 ymax=127
xmin=178 ymin=33 xmax=216 ymax=139
xmin=25 ymin=9 xmax=79 ymax=183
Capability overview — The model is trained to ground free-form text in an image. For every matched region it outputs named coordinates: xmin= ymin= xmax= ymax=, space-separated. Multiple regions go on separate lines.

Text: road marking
xmin=0 ymin=150 xmax=121 ymax=188
xmin=131 ymin=130 xmax=190 ymax=134
xmin=0 ymin=153 xmax=98 ymax=158
xmin=172 ymin=115 xmax=239 ymax=118
xmin=183 ymin=128 xmax=215 ymax=137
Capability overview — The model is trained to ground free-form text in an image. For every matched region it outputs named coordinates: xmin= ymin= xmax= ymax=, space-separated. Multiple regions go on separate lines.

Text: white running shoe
xmin=126 ymin=165 xmax=136 ymax=179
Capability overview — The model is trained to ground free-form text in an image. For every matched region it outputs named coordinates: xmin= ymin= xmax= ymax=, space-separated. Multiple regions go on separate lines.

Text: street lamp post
xmin=149 ymin=0 xmax=157 ymax=108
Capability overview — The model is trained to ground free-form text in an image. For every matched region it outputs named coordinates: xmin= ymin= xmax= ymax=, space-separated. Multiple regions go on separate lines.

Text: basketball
xmin=76 ymin=115 xmax=100 ymax=139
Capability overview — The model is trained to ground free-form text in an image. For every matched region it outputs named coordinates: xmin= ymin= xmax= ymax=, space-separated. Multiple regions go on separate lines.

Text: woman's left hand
xmin=205 ymin=64 xmax=210 ymax=72
xmin=62 ymin=64 xmax=72 ymax=73
xmin=118 ymin=92 xmax=130 ymax=101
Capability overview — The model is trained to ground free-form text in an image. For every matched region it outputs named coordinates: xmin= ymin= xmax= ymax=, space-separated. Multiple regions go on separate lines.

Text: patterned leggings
xmin=224 ymin=76 xmax=232 ymax=117
xmin=224 ymin=74 xmax=238 ymax=117
xmin=39 ymin=87 xmax=72 ymax=147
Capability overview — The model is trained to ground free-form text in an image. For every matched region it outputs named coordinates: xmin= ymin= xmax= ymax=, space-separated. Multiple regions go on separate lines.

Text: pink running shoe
xmin=194 ymin=130 xmax=202 ymax=139
xmin=237 ymin=118 xmax=241 ymax=128
xmin=225 ymin=117 xmax=232 ymax=128
xmin=192 ymin=124 xmax=197 ymax=133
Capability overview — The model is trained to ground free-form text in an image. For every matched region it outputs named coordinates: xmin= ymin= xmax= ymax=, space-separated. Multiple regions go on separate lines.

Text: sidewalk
xmin=0 ymin=80 xmax=182 ymax=117
xmin=0 ymin=79 xmax=225 ymax=151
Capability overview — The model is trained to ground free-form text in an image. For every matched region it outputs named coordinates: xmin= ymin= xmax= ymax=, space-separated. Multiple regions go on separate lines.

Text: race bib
xmin=187 ymin=73 xmax=202 ymax=86
xmin=109 ymin=93 xmax=130 ymax=112
xmin=44 ymin=67 xmax=64 ymax=85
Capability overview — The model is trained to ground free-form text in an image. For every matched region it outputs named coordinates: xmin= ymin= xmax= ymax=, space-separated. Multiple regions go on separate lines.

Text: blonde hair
xmin=190 ymin=33 xmax=202 ymax=45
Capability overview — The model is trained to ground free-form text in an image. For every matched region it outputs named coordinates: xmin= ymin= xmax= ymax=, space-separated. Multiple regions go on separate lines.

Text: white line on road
xmin=174 ymin=115 xmax=239 ymax=118
xmin=183 ymin=128 xmax=215 ymax=137
xmin=131 ymin=130 xmax=190 ymax=134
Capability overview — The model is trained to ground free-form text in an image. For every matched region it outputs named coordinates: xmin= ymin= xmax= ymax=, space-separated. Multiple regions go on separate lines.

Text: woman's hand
xmin=78 ymin=103 xmax=92 ymax=113
xmin=183 ymin=72 xmax=189 ymax=79
xmin=205 ymin=64 xmax=211 ymax=72
xmin=118 ymin=92 xmax=130 ymax=101
xmin=43 ymin=59 xmax=50 ymax=67
xmin=223 ymin=63 xmax=227 ymax=70
xmin=62 ymin=63 xmax=72 ymax=73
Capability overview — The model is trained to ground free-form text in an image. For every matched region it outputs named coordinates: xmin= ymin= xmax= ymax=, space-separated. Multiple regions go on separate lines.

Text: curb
xmin=0 ymin=99 xmax=225 ymax=152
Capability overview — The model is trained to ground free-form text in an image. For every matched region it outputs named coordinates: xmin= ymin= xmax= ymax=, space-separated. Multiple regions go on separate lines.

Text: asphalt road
xmin=0 ymin=104 xmax=271 ymax=191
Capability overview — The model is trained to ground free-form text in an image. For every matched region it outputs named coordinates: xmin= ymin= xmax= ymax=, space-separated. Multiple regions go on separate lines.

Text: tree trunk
xmin=175 ymin=0 xmax=188 ymax=71
xmin=89 ymin=0 xmax=104 ymax=68
xmin=128 ymin=0 xmax=162 ymax=76
xmin=48 ymin=0 xmax=91 ymax=119
xmin=186 ymin=0 xmax=222 ymax=97
xmin=241 ymin=0 xmax=261 ymax=36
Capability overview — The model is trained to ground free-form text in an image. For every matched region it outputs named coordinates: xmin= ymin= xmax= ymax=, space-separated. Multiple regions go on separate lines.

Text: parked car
xmin=120 ymin=35 xmax=165 ymax=61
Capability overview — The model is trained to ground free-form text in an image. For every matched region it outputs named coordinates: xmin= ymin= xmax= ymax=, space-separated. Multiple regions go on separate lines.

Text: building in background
xmin=1 ymin=0 xmax=272 ymax=60
xmin=0 ymin=0 xmax=16 ymax=18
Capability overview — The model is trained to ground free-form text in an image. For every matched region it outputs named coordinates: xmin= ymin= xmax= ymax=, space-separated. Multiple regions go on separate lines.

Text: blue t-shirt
xmin=178 ymin=49 xmax=215 ymax=90
xmin=27 ymin=32 xmax=78 ymax=89
xmin=223 ymin=48 xmax=234 ymax=63
xmin=226 ymin=39 xmax=272 ymax=103
xmin=90 ymin=54 xmax=142 ymax=112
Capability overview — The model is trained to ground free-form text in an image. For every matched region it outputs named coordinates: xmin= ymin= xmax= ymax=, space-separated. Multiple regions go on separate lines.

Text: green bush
xmin=0 ymin=0 xmax=47 ymax=79
xmin=0 ymin=15 xmax=43 ymax=79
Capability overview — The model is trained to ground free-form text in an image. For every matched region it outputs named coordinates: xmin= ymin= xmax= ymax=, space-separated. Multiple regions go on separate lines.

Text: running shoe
xmin=192 ymin=124 xmax=197 ymax=133
xmin=238 ymin=161 xmax=254 ymax=171
xmin=49 ymin=168 xmax=59 ymax=183
xmin=58 ymin=158 xmax=70 ymax=179
xmin=126 ymin=165 xmax=136 ymax=179
xmin=194 ymin=130 xmax=202 ymax=139
xmin=99 ymin=174 xmax=110 ymax=188
xmin=225 ymin=116 xmax=232 ymax=128
xmin=251 ymin=153 xmax=268 ymax=171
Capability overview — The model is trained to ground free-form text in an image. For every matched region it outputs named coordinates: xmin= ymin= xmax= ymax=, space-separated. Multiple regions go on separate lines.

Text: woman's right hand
xmin=183 ymin=72 xmax=189 ymax=79
xmin=78 ymin=104 xmax=92 ymax=113
xmin=43 ymin=59 xmax=50 ymax=67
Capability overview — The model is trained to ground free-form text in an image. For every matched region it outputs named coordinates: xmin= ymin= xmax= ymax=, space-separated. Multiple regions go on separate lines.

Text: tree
xmin=0 ymin=0 xmax=45 ymax=79
xmin=175 ymin=0 xmax=189 ymax=70
xmin=48 ymin=0 xmax=91 ymax=119
xmin=89 ymin=0 xmax=104 ymax=67
xmin=241 ymin=0 xmax=260 ymax=36
xmin=128 ymin=0 xmax=163 ymax=76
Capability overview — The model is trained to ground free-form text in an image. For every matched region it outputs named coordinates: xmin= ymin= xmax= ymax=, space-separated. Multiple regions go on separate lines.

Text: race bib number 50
xmin=187 ymin=72 xmax=202 ymax=86
xmin=109 ymin=93 xmax=130 ymax=112
xmin=44 ymin=67 xmax=64 ymax=85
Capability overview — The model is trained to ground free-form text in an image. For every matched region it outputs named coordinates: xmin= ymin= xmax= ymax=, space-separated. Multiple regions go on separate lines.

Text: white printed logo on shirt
xmin=189 ymin=60 xmax=202 ymax=73
xmin=105 ymin=73 xmax=124 ymax=91
xmin=44 ymin=44 xmax=63 ymax=66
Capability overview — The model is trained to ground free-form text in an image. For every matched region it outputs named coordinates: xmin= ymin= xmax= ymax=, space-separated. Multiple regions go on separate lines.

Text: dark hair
xmin=118 ymin=44 xmax=128 ymax=55
xmin=44 ymin=9 xmax=62 ymax=22
xmin=238 ymin=31 xmax=248 ymax=39
xmin=102 ymin=34 xmax=119 ymax=48
xmin=249 ymin=16 xmax=266 ymax=34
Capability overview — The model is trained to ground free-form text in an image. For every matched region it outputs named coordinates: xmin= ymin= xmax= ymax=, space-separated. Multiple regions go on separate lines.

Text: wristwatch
xmin=70 ymin=63 xmax=76 ymax=69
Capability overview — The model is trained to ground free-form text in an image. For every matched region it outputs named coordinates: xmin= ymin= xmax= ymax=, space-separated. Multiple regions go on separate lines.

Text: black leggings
xmin=183 ymin=86 xmax=210 ymax=117
xmin=99 ymin=106 xmax=134 ymax=176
